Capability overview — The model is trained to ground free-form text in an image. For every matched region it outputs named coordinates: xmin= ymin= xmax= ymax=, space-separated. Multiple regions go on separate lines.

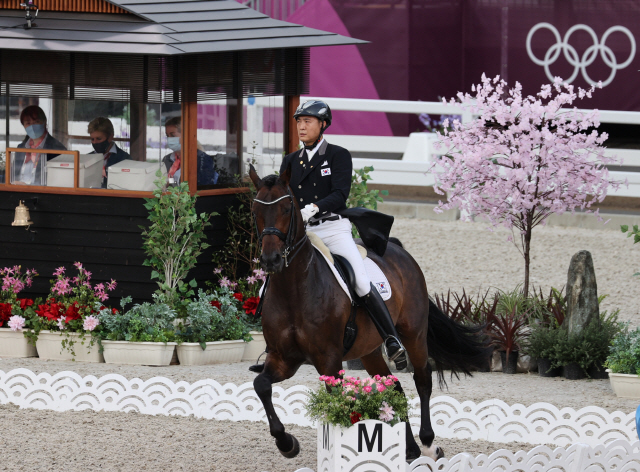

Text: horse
xmin=248 ymin=164 xmax=490 ymax=461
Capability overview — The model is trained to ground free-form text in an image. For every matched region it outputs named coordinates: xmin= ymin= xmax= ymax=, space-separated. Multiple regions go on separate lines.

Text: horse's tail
xmin=427 ymin=297 xmax=492 ymax=388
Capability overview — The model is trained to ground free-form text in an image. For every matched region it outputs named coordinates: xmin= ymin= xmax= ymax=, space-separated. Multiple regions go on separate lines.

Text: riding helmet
xmin=293 ymin=100 xmax=332 ymax=131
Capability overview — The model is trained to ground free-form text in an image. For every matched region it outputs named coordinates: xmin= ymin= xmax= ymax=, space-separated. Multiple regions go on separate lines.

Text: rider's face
xmin=296 ymin=116 xmax=323 ymax=146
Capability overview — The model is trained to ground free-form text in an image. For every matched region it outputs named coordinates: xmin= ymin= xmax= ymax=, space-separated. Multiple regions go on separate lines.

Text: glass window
xmin=244 ymin=95 xmax=284 ymax=178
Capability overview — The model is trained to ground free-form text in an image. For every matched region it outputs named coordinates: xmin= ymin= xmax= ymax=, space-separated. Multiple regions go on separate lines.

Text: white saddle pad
xmin=310 ymin=242 xmax=392 ymax=302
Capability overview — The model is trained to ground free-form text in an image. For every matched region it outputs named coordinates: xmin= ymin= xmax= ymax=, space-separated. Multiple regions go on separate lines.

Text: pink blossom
xmin=53 ymin=267 xmax=66 ymax=276
xmin=73 ymin=262 xmax=83 ymax=271
xmin=8 ymin=315 xmax=25 ymax=331
xmin=107 ymin=279 xmax=117 ymax=291
xmin=376 ymin=383 xmax=386 ymax=393
xmin=213 ymin=267 xmax=223 ymax=274
xmin=362 ymin=385 xmax=372 ymax=394
xmin=338 ymin=369 xmax=345 ymax=376
xmin=219 ymin=277 xmax=230 ymax=288
xmin=52 ymin=278 xmax=72 ymax=295
xmin=379 ymin=401 xmax=395 ymax=422
xmin=384 ymin=378 xmax=394 ymax=386
xmin=246 ymin=275 xmax=257 ymax=284
xmin=83 ymin=315 xmax=100 ymax=331
xmin=57 ymin=318 xmax=66 ymax=330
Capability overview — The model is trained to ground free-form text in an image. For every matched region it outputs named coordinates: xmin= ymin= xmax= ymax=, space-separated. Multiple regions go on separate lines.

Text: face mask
xmin=92 ymin=140 xmax=111 ymax=154
xmin=25 ymin=124 xmax=45 ymax=140
xmin=167 ymin=136 xmax=181 ymax=152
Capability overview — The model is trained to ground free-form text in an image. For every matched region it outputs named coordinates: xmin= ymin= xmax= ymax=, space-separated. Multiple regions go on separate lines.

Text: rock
xmin=566 ymin=250 xmax=600 ymax=335
xmin=491 ymin=350 xmax=502 ymax=372
xmin=517 ymin=355 xmax=537 ymax=373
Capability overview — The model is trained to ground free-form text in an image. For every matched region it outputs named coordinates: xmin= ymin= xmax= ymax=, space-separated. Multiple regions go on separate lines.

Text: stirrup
xmin=383 ymin=336 xmax=407 ymax=363
xmin=248 ymin=349 xmax=267 ymax=373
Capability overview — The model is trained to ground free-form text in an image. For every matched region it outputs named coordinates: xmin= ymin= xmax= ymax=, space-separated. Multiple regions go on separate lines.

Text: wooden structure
xmin=0 ymin=0 xmax=362 ymax=302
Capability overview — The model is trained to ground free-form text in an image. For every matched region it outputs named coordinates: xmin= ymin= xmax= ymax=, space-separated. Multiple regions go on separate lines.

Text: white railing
xmin=247 ymin=96 xmax=640 ymax=199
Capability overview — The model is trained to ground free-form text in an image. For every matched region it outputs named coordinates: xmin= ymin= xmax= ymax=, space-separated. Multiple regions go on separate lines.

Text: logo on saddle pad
xmin=321 ymin=168 xmax=331 ymax=176
xmin=375 ymin=282 xmax=389 ymax=294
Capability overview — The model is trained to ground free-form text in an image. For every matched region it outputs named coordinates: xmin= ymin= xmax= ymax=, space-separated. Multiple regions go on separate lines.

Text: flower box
xmin=177 ymin=340 xmax=245 ymax=366
xmin=607 ymin=370 xmax=640 ymax=399
xmin=102 ymin=340 xmax=176 ymax=366
xmin=242 ymin=331 xmax=266 ymax=362
xmin=36 ymin=330 xmax=103 ymax=363
xmin=317 ymin=420 xmax=406 ymax=472
xmin=0 ymin=328 xmax=37 ymax=358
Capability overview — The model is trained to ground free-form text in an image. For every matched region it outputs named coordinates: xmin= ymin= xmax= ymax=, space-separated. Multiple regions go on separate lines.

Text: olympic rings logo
xmin=526 ymin=23 xmax=636 ymax=87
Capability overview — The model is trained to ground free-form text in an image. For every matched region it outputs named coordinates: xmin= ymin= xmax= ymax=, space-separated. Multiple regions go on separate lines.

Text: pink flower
xmin=53 ymin=267 xmax=66 ymax=276
xmin=52 ymin=278 xmax=72 ymax=295
xmin=73 ymin=262 xmax=83 ymax=271
xmin=379 ymin=401 xmax=395 ymax=422
xmin=214 ymin=267 xmax=222 ymax=274
xmin=338 ymin=369 xmax=345 ymax=376
xmin=376 ymin=383 xmax=386 ymax=393
xmin=83 ymin=315 xmax=100 ymax=332
xmin=8 ymin=315 xmax=25 ymax=331
xmin=219 ymin=277 xmax=230 ymax=288
xmin=384 ymin=378 xmax=394 ymax=386
xmin=246 ymin=275 xmax=257 ymax=284
xmin=362 ymin=385 xmax=372 ymax=394
xmin=107 ymin=279 xmax=117 ymax=291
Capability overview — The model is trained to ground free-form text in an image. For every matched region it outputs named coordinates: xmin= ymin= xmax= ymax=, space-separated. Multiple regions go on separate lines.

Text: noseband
xmin=254 ymin=187 xmax=308 ymax=268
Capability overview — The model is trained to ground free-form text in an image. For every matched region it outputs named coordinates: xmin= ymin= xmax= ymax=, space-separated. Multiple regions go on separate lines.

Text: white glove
xmin=301 ymin=203 xmax=319 ymax=223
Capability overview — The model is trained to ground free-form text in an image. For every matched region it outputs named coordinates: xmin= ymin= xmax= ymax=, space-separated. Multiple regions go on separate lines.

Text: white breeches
xmin=308 ymin=217 xmax=371 ymax=297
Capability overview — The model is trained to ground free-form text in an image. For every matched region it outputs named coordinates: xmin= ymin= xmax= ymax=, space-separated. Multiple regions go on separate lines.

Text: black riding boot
xmin=248 ymin=348 xmax=267 ymax=373
xmin=361 ymin=283 xmax=408 ymax=370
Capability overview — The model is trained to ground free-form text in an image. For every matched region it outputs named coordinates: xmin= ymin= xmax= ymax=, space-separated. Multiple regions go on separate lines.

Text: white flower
xmin=7 ymin=315 xmax=25 ymax=331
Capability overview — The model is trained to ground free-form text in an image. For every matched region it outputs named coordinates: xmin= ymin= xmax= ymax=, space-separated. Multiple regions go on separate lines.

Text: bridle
xmin=254 ymin=186 xmax=308 ymax=268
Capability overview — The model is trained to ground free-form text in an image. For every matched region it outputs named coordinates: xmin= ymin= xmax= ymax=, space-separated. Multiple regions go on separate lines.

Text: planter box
xmin=36 ymin=330 xmax=103 ymax=363
xmin=242 ymin=331 xmax=266 ymax=362
xmin=0 ymin=328 xmax=37 ymax=358
xmin=608 ymin=370 xmax=640 ymax=399
xmin=317 ymin=420 xmax=406 ymax=472
xmin=177 ymin=340 xmax=245 ymax=366
xmin=102 ymin=340 xmax=176 ymax=366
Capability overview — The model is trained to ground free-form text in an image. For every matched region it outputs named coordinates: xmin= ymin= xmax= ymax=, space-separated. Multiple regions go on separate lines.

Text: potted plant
xmin=174 ymin=289 xmax=252 ymax=366
xmin=97 ymin=296 xmax=177 ymax=365
xmin=606 ymin=326 xmax=640 ymax=398
xmin=0 ymin=266 xmax=39 ymax=358
xmin=30 ymin=263 xmax=113 ymax=362
xmin=524 ymin=324 xmax=562 ymax=377
xmin=487 ymin=305 xmax=530 ymax=374
xmin=306 ymin=371 xmax=409 ymax=471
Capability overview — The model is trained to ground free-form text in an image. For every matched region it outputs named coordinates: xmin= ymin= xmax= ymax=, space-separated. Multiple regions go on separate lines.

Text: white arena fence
xmin=0 ymin=368 xmax=636 ymax=449
xmin=2 ymin=367 xmax=639 ymax=472
xmin=246 ymin=96 xmax=640 ymax=200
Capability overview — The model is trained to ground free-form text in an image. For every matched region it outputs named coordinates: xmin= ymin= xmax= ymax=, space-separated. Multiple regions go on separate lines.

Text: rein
xmin=254 ymin=187 xmax=308 ymax=268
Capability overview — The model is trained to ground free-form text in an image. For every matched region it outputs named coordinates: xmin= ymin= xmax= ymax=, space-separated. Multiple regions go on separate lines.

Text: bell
xmin=12 ymin=201 xmax=33 ymax=227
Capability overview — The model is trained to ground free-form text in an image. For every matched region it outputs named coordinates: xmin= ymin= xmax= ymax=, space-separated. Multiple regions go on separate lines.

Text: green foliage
xmin=347 ymin=166 xmax=388 ymax=237
xmin=621 ymin=224 xmax=640 ymax=277
xmin=606 ymin=324 xmax=640 ymax=375
xmin=174 ymin=289 xmax=252 ymax=348
xmin=305 ymin=375 xmax=409 ymax=428
xmin=141 ymin=173 xmax=214 ymax=310
xmin=96 ymin=296 xmax=177 ymax=343
xmin=524 ymin=323 xmax=563 ymax=360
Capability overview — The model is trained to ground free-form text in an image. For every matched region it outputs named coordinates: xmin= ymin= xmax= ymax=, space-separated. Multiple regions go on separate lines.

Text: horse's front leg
xmin=253 ymin=352 xmax=303 ymax=458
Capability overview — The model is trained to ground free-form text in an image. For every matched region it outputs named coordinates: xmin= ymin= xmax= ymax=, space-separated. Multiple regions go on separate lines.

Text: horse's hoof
xmin=421 ymin=444 xmax=445 ymax=460
xmin=277 ymin=434 xmax=300 ymax=458
xmin=406 ymin=446 xmax=421 ymax=463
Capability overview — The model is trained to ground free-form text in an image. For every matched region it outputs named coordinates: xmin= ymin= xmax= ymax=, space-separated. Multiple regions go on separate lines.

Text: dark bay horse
xmin=249 ymin=165 xmax=489 ymax=461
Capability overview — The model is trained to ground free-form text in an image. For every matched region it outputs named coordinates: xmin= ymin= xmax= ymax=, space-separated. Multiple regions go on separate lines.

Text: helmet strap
xmin=303 ymin=123 xmax=325 ymax=151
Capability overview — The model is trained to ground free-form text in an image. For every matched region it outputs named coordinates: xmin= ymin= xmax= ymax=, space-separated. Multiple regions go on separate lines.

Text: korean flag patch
xmin=321 ymin=168 xmax=331 ymax=176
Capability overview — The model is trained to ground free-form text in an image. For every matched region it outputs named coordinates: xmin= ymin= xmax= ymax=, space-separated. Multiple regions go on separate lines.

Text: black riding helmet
xmin=294 ymin=100 xmax=332 ymax=149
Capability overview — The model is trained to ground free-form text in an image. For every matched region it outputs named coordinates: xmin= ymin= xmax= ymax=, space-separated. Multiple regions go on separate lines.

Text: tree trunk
xmin=523 ymin=212 xmax=533 ymax=298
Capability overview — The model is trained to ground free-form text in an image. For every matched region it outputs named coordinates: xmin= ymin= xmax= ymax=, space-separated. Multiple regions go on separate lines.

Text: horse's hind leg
xmin=253 ymin=352 xmax=302 ymax=458
xmin=359 ymin=348 xmax=422 ymax=462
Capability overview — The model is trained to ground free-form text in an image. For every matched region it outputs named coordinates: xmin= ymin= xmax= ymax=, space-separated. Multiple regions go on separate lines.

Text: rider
xmin=278 ymin=100 xmax=408 ymax=370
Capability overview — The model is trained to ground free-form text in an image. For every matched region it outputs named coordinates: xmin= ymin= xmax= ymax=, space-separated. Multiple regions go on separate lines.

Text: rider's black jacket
xmin=280 ymin=140 xmax=352 ymax=216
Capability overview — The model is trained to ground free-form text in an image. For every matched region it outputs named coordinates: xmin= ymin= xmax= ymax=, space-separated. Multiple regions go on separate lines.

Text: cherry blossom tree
xmin=433 ymin=75 xmax=621 ymax=296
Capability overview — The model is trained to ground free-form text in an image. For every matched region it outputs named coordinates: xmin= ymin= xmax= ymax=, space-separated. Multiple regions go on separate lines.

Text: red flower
xmin=210 ymin=300 xmax=221 ymax=312
xmin=112 ymin=308 xmax=118 ymax=315
xmin=64 ymin=303 xmax=81 ymax=323
xmin=0 ymin=303 xmax=12 ymax=326
xmin=18 ymin=298 xmax=34 ymax=310
xmin=233 ymin=293 xmax=244 ymax=303
xmin=243 ymin=297 xmax=260 ymax=316
xmin=36 ymin=302 xmax=63 ymax=321
xmin=350 ymin=412 xmax=362 ymax=425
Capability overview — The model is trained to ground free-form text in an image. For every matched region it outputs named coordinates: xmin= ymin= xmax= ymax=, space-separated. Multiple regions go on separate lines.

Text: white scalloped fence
xmin=0 ymin=368 xmax=636 ymax=450
xmin=294 ymin=440 xmax=640 ymax=472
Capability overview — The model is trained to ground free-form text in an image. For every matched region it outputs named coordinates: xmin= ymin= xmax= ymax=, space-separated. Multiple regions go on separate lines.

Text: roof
xmin=0 ymin=0 xmax=365 ymax=55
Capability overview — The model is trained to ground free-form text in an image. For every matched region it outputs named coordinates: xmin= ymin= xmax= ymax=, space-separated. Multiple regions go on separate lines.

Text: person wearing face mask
xmin=87 ymin=117 xmax=130 ymax=188
xmin=13 ymin=105 xmax=66 ymax=185
xmin=162 ymin=116 xmax=219 ymax=186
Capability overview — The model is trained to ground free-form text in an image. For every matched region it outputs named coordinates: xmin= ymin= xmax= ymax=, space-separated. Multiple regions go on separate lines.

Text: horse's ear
xmin=249 ymin=164 xmax=263 ymax=190
xmin=279 ymin=161 xmax=292 ymax=186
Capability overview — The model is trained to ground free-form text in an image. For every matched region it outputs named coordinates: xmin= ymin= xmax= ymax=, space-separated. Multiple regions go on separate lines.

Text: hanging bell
xmin=12 ymin=201 xmax=33 ymax=227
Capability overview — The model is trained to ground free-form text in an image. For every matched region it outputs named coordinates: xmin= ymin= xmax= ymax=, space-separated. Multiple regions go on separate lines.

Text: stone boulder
xmin=566 ymin=250 xmax=599 ymax=335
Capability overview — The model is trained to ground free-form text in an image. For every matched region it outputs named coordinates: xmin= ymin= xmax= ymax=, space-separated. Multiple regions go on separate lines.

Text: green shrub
xmin=605 ymin=324 xmax=640 ymax=375
xmin=524 ymin=323 xmax=563 ymax=359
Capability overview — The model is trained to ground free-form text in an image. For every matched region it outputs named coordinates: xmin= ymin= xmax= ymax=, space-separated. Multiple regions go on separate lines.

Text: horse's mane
xmin=261 ymin=174 xmax=281 ymax=189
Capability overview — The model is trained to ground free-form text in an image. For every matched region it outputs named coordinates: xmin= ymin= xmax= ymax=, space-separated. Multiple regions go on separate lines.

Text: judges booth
xmin=0 ymin=0 xmax=360 ymax=301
